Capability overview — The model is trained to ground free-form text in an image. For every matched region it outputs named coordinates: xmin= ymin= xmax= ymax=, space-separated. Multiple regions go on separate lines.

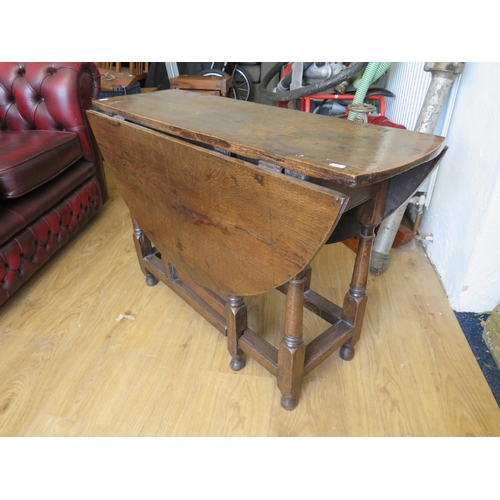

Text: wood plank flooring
xmin=1 ymin=170 xmax=499 ymax=436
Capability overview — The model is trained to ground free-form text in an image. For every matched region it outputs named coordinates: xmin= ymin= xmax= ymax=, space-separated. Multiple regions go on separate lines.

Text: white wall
xmin=419 ymin=62 xmax=500 ymax=312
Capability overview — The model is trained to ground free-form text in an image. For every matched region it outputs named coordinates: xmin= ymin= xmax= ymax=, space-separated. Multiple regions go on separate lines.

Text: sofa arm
xmin=0 ymin=62 xmax=100 ymax=162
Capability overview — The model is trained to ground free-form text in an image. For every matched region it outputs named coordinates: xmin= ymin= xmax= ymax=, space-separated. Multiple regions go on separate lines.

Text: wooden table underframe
xmin=88 ymin=91 xmax=445 ymax=410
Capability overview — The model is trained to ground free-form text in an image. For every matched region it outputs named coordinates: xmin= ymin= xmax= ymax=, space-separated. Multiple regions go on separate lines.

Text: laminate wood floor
xmin=1 ymin=172 xmax=499 ymax=437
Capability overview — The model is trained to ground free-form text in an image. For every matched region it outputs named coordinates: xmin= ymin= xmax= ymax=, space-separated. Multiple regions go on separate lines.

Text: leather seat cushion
xmin=0 ymin=130 xmax=83 ymax=198
xmin=0 ymin=159 xmax=96 ymax=247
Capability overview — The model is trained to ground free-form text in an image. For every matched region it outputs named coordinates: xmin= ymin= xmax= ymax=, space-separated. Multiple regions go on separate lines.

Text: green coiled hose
xmin=348 ymin=62 xmax=392 ymax=120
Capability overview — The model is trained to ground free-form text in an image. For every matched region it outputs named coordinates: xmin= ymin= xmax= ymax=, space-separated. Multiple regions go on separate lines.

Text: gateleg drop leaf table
xmin=88 ymin=90 xmax=445 ymax=410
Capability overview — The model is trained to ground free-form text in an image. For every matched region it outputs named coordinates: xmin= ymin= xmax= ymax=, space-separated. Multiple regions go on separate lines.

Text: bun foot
xmin=280 ymin=396 xmax=299 ymax=411
xmin=230 ymin=356 xmax=245 ymax=371
xmin=340 ymin=344 xmax=355 ymax=361
xmin=145 ymin=273 xmax=158 ymax=287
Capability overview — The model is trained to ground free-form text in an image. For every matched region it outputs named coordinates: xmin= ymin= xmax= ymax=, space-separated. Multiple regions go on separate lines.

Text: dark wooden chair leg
xmin=132 ymin=216 xmax=158 ymax=287
xmin=340 ymin=180 xmax=389 ymax=360
xmin=227 ymin=296 xmax=247 ymax=371
xmin=278 ymin=271 xmax=307 ymax=411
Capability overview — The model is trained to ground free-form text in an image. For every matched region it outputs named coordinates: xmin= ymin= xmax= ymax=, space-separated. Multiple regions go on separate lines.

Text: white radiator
xmin=384 ymin=62 xmax=461 ymax=206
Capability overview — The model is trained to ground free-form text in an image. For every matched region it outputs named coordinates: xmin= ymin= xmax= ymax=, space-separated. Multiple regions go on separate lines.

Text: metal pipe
xmin=369 ymin=62 xmax=465 ymax=274
xmin=412 ymin=194 xmax=426 ymax=234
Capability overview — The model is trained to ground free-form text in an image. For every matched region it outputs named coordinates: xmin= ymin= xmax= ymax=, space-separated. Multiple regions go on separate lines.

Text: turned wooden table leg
xmin=340 ymin=180 xmax=389 ymax=361
xmin=131 ymin=216 xmax=158 ymax=287
xmin=278 ymin=271 xmax=307 ymax=411
xmin=340 ymin=223 xmax=374 ymax=361
xmin=227 ymin=296 xmax=247 ymax=371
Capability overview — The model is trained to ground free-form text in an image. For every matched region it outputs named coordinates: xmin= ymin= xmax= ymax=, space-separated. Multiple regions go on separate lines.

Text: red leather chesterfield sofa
xmin=0 ymin=62 xmax=108 ymax=306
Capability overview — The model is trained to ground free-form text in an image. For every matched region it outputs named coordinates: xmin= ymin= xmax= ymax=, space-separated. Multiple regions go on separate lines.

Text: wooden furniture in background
xmin=96 ymin=63 xmax=149 ymax=92
xmin=96 ymin=62 xmax=121 ymax=72
xmin=169 ymin=75 xmax=234 ymax=97
xmin=98 ymin=69 xmax=146 ymax=92
xmin=129 ymin=62 xmax=149 ymax=75
xmin=97 ymin=63 xmax=149 ymax=74
xmin=88 ymin=90 xmax=445 ymax=410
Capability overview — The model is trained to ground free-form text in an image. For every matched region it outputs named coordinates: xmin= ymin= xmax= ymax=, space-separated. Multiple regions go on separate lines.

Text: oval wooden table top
xmin=92 ymin=89 xmax=446 ymax=187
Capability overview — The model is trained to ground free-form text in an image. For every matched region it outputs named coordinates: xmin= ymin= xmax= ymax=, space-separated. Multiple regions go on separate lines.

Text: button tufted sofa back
xmin=0 ymin=62 xmax=101 ymax=163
